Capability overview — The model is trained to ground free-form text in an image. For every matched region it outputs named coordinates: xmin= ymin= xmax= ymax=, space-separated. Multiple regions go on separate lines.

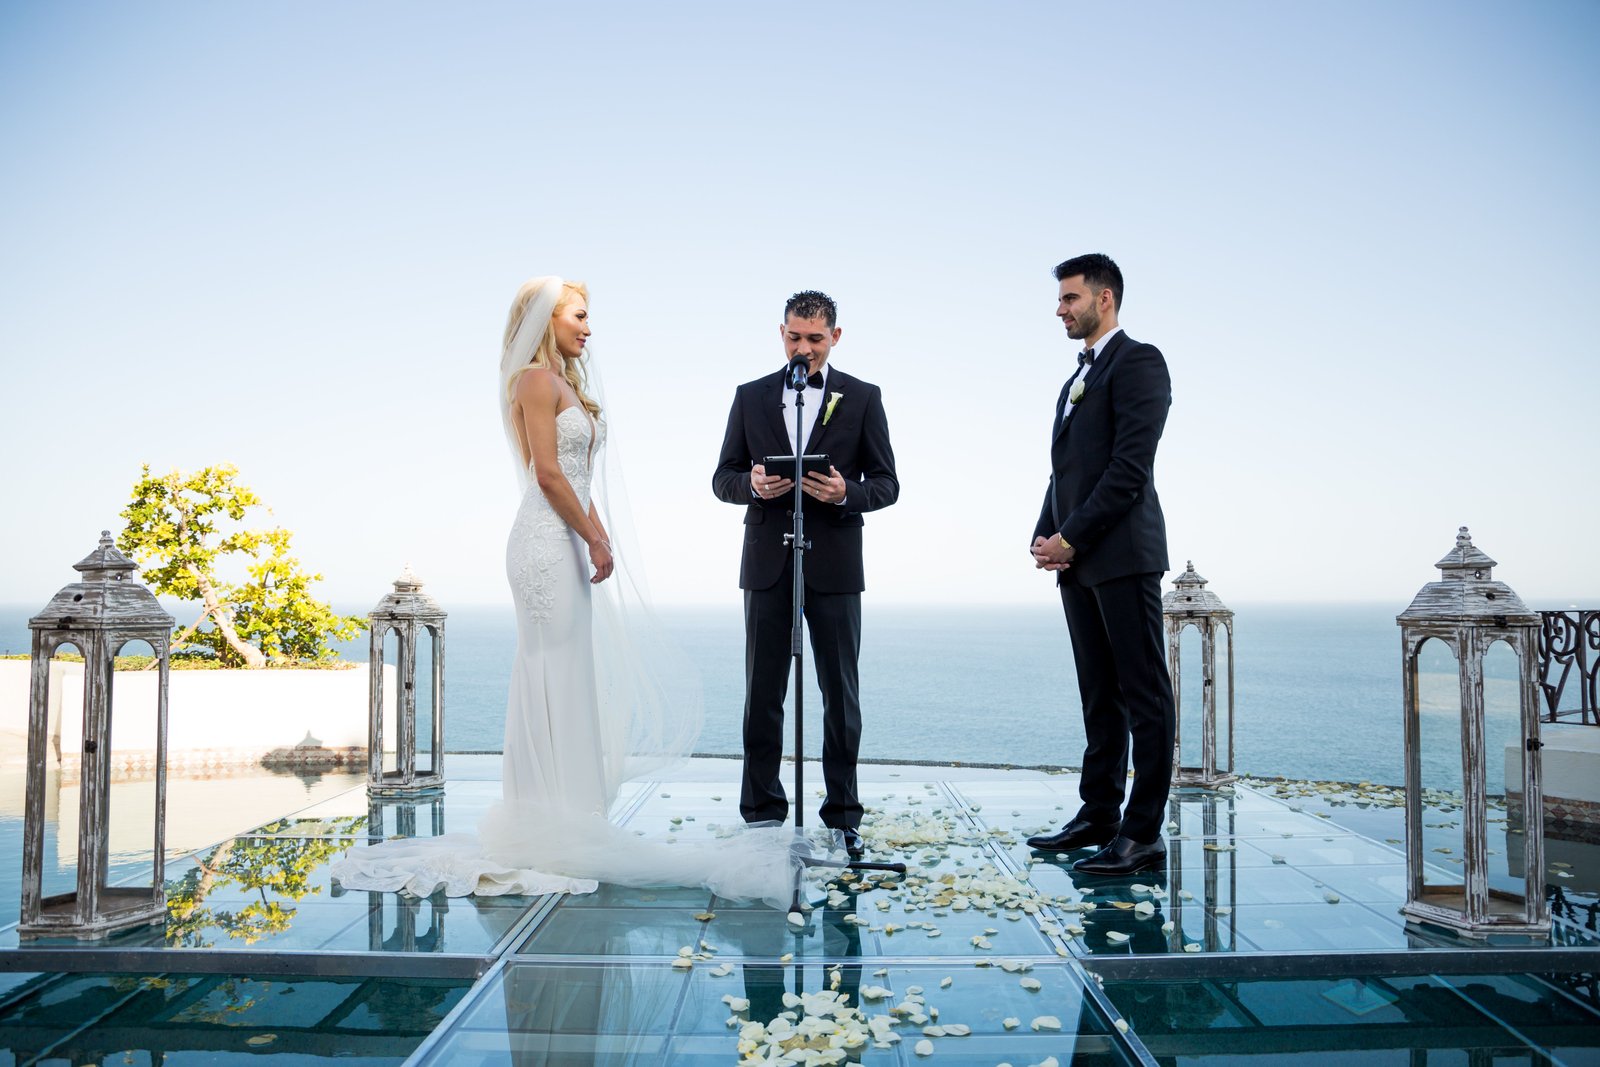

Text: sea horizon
xmin=3 ymin=599 xmax=1568 ymax=796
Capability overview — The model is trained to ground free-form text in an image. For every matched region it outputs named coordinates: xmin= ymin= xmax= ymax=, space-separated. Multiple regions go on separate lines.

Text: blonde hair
xmin=503 ymin=278 xmax=601 ymax=419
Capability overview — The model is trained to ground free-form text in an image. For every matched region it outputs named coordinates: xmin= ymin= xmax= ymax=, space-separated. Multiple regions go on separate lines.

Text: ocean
xmin=0 ymin=600 xmax=1541 ymax=794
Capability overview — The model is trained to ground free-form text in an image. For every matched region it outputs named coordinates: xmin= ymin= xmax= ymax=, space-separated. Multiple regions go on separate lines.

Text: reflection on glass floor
xmin=0 ymin=970 xmax=470 ymax=1065
xmin=1 ymin=763 xmax=1597 ymax=1064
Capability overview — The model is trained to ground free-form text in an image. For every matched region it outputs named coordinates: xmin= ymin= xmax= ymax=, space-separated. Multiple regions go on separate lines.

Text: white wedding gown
xmin=330 ymin=407 xmax=798 ymax=906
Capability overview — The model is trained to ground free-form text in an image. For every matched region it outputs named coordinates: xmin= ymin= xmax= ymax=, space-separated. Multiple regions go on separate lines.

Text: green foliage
xmin=118 ymin=464 xmax=365 ymax=667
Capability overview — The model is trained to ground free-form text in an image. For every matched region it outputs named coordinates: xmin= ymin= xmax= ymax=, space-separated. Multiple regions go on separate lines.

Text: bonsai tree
xmin=118 ymin=464 xmax=364 ymax=667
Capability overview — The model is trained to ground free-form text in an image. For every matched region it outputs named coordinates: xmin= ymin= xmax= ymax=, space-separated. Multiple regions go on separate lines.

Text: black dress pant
xmin=740 ymin=559 xmax=863 ymax=829
xmin=1059 ymin=571 xmax=1176 ymax=843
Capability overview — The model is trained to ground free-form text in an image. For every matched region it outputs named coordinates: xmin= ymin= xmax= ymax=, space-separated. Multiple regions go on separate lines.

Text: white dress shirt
xmin=1060 ymin=326 xmax=1122 ymax=426
xmin=780 ymin=363 xmax=830 ymax=455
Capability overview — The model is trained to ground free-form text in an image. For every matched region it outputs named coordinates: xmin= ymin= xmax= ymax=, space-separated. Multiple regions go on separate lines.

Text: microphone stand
xmin=783 ymin=365 xmax=905 ymax=921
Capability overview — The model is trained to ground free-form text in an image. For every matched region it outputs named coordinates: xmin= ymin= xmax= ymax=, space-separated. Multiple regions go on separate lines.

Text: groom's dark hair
xmin=1053 ymin=253 xmax=1124 ymax=311
xmin=784 ymin=290 xmax=838 ymax=328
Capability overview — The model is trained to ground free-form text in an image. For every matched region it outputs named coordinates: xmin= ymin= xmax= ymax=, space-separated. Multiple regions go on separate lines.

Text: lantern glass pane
xmin=1216 ymin=625 xmax=1233 ymax=775
xmin=1177 ymin=623 xmax=1204 ymax=774
xmin=1415 ymin=637 xmax=1467 ymax=895
xmin=380 ymin=630 xmax=399 ymax=775
xmin=48 ymin=643 xmax=85 ymax=877
xmin=106 ymin=638 xmax=159 ymax=891
xmin=1483 ymin=638 xmax=1528 ymax=904
xmin=415 ymin=628 xmax=436 ymax=776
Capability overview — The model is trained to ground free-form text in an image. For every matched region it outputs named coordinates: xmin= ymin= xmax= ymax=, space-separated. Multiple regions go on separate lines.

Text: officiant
xmin=711 ymin=290 xmax=900 ymax=859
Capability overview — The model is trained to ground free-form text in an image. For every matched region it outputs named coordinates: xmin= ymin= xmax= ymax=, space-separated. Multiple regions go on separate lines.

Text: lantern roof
xmin=1163 ymin=561 xmax=1233 ymax=617
xmin=370 ymin=563 xmax=447 ymax=623
xmin=1397 ymin=527 xmax=1538 ymax=626
xmin=29 ymin=532 xmax=174 ymax=632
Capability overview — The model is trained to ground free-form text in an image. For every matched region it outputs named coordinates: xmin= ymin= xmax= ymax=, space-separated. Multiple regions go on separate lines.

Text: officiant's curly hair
xmin=504 ymin=278 xmax=601 ymax=420
xmin=784 ymin=290 xmax=837 ymax=328
xmin=1053 ymin=253 xmax=1124 ymax=311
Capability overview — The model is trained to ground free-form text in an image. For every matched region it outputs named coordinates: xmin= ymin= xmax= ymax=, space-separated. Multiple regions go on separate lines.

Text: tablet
xmin=762 ymin=454 xmax=831 ymax=480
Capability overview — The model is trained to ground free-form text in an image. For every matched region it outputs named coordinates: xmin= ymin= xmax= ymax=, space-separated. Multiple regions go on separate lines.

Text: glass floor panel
xmin=3 ymin=767 xmax=1597 ymax=1064
xmin=0 ymin=971 xmax=471 ymax=1066
xmin=422 ymin=961 xmax=1138 ymax=1066
xmin=1100 ymin=970 xmax=1600 ymax=1064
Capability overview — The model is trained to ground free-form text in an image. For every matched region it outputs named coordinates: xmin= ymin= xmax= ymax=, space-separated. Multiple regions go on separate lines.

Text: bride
xmin=330 ymin=276 xmax=797 ymax=907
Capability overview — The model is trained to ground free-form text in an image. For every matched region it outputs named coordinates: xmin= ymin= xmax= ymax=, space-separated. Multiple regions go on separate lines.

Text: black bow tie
xmin=802 ymin=371 xmax=824 ymax=390
xmin=1078 ymin=348 xmax=1096 ymax=367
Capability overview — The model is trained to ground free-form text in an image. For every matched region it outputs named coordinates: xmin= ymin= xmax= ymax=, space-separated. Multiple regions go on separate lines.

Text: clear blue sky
xmin=2 ymin=1 xmax=1596 ymax=609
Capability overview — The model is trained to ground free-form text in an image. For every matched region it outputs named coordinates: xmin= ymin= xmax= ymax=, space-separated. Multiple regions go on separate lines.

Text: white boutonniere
xmin=1068 ymin=379 xmax=1087 ymax=405
xmin=823 ymin=391 xmax=843 ymax=424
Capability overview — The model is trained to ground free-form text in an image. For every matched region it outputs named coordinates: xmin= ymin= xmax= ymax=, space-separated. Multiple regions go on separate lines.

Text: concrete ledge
xmin=0 ymin=659 xmax=396 ymax=768
xmin=1507 ymin=721 xmax=1600 ymax=830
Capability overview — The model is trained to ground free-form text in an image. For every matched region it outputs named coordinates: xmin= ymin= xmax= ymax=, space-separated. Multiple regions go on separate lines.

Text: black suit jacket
xmin=713 ymin=367 xmax=899 ymax=593
xmin=1034 ymin=330 xmax=1171 ymax=587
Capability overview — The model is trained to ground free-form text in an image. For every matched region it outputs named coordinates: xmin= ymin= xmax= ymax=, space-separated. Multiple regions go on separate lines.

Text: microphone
xmin=786 ymin=356 xmax=811 ymax=390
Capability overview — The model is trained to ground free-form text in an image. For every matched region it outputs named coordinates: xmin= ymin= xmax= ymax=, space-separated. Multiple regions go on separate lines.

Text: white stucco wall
xmin=0 ymin=659 xmax=396 ymax=765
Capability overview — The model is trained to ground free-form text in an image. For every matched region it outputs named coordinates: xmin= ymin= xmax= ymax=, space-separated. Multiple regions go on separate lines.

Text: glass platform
xmin=2 ymin=758 xmax=1596 ymax=1065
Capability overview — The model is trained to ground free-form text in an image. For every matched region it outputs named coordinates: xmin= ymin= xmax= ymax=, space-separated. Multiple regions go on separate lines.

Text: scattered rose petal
xmin=1031 ymin=1015 xmax=1062 ymax=1031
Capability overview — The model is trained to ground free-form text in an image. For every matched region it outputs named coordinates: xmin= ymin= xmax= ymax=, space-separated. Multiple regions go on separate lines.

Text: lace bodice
xmin=532 ymin=406 xmax=600 ymax=507
xmin=509 ymin=407 xmax=602 ymax=620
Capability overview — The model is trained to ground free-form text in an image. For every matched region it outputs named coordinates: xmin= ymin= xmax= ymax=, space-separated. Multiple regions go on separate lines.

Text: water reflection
xmin=164 ymin=815 xmax=366 ymax=947
xmin=366 ymin=888 xmax=449 ymax=953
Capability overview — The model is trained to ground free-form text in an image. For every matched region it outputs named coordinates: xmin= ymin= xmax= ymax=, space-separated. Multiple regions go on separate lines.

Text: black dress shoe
xmin=1026 ymin=818 xmax=1121 ymax=852
xmin=840 ymin=828 xmax=865 ymax=859
xmin=1072 ymin=835 xmax=1167 ymax=876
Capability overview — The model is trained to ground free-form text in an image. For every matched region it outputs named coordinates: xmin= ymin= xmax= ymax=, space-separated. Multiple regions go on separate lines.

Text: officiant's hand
xmin=589 ymin=539 xmax=614 ymax=584
xmin=803 ymin=466 xmax=847 ymax=505
xmin=1032 ymin=534 xmax=1076 ymax=571
xmin=751 ymin=464 xmax=794 ymax=501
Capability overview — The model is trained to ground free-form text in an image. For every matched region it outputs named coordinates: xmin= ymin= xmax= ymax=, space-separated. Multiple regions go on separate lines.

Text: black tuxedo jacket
xmin=1034 ymin=330 xmax=1171 ymax=587
xmin=713 ymin=367 xmax=899 ymax=593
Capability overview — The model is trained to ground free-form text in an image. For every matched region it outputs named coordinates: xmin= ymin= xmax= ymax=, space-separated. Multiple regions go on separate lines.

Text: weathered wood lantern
xmin=1164 ymin=562 xmax=1236 ymax=787
xmin=20 ymin=532 xmax=174 ymax=938
xmin=1398 ymin=527 xmax=1547 ymax=937
xmin=367 ymin=564 xmax=446 ymax=796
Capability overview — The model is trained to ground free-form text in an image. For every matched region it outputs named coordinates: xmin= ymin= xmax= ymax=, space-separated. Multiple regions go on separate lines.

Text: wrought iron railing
xmin=1537 ymin=609 xmax=1599 ymax=725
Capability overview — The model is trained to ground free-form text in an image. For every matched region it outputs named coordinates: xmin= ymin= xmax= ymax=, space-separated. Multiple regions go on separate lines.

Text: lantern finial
xmin=1434 ymin=525 xmax=1498 ymax=581
xmin=395 ymin=563 xmax=423 ymax=592
xmin=72 ymin=531 xmax=139 ymax=583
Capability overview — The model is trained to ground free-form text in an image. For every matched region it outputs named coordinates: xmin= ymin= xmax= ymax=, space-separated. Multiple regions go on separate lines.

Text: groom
xmin=1027 ymin=253 xmax=1177 ymax=876
xmin=712 ymin=290 xmax=899 ymax=858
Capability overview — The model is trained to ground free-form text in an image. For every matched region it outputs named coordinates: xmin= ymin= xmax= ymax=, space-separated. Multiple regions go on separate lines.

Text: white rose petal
xmin=1020 ymin=977 xmax=1042 ymax=991
xmin=1002 ymin=1017 xmax=1021 ymax=1029
xmin=1105 ymin=931 xmax=1130 ymax=944
xmin=721 ymin=995 xmax=750 ymax=1012
xmin=914 ymin=1039 xmax=935 ymax=1056
xmin=1031 ymin=1015 xmax=1062 ymax=1031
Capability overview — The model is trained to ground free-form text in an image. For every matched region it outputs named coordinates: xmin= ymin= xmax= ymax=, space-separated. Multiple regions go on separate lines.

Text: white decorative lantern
xmin=1398 ymin=527 xmax=1547 ymax=937
xmin=367 ymin=565 xmax=446 ymax=796
xmin=20 ymin=533 xmax=173 ymax=938
xmin=1164 ymin=562 xmax=1235 ymax=787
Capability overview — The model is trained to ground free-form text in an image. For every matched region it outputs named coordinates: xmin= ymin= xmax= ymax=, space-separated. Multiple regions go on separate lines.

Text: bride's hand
xmin=589 ymin=540 xmax=614 ymax=584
